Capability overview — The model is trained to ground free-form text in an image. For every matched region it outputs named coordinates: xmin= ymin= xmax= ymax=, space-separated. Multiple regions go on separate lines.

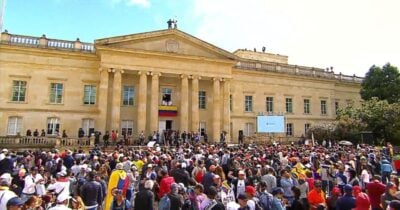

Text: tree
xmin=360 ymin=63 xmax=400 ymax=103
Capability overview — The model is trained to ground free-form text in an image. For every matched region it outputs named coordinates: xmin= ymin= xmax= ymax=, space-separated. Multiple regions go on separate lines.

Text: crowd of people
xmin=1 ymin=139 xmax=400 ymax=210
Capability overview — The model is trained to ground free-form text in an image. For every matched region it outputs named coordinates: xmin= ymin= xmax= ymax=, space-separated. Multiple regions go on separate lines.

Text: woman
xmin=24 ymin=196 xmax=43 ymax=210
xmin=71 ymin=196 xmax=85 ymax=210
xmin=360 ymin=165 xmax=370 ymax=190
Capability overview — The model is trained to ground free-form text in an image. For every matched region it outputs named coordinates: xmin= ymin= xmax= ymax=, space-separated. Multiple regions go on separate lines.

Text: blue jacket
xmin=381 ymin=159 xmax=393 ymax=173
xmin=336 ymin=194 xmax=356 ymax=210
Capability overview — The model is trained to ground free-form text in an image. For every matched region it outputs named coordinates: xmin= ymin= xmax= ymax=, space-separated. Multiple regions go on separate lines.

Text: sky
xmin=2 ymin=0 xmax=400 ymax=77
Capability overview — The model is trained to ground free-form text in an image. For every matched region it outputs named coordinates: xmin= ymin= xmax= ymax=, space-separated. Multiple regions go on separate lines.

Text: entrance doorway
xmin=159 ymin=120 xmax=173 ymax=133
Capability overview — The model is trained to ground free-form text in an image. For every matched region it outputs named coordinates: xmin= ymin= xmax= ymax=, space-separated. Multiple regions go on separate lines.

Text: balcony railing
xmin=1 ymin=31 xmax=95 ymax=53
xmin=236 ymin=61 xmax=363 ymax=83
xmin=0 ymin=136 xmax=94 ymax=149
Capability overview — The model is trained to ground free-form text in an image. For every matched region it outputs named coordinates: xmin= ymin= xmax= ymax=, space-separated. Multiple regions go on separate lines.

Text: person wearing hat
xmin=381 ymin=182 xmax=398 ymax=210
xmin=203 ymin=165 xmax=216 ymax=194
xmin=326 ymin=187 xmax=341 ymax=210
xmin=353 ymin=185 xmax=371 ymax=210
xmin=21 ymin=166 xmax=44 ymax=200
xmin=134 ymin=180 xmax=154 ymax=210
xmin=336 ymin=184 xmax=356 ymax=210
xmin=245 ymin=185 xmax=258 ymax=210
xmin=48 ymin=193 xmax=71 ymax=210
xmin=366 ymin=175 xmax=386 ymax=210
xmin=271 ymin=187 xmax=285 ymax=210
xmin=237 ymin=193 xmax=250 ymax=210
xmin=0 ymin=173 xmax=18 ymax=210
xmin=6 ymin=197 xmax=26 ymax=210
xmin=231 ymin=170 xmax=250 ymax=201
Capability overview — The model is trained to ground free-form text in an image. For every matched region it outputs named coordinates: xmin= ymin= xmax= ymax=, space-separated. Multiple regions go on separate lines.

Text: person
xmin=6 ymin=197 xmax=26 ymax=210
xmin=381 ymin=182 xmax=398 ymax=210
xmin=62 ymin=130 xmax=68 ymax=138
xmin=336 ymin=184 xmax=356 ymax=210
xmin=22 ymin=167 xmax=44 ymax=199
xmin=134 ymin=180 xmax=154 ymax=210
xmin=48 ymin=193 xmax=71 ymax=210
xmin=261 ymin=168 xmax=277 ymax=193
xmin=245 ymin=185 xmax=257 ymax=210
xmin=353 ymin=185 xmax=371 ymax=210
xmin=238 ymin=193 xmax=250 ymax=210
xmin=280 ymin=169 xmax=295 ymax=204
xmin=33 ymin=129 xmax=39 ymax=137
xmin=193 ymin=184 xmax=207 ymax=210
xmin=256 ymin=181 xmax=273 ymax=210
xmin=165 ymin=183 xmax=183 ymax=210
xmin=139 ymin=131 xmax=145 ymax=146
xmin=103 ymin=131 xmax=110 ymax=147
xmin=291 ymin=186 xmax=305 ymax=210
xmin=158 ymin=169 xmax=175 ymax=199
xmin=271 ymin=187 xmax=285 ymax=210
xmin=40 ymin=129 xmax=46 ymax=136
xmin=381 ymin=158 xmax=393 ymax=184
xmin=110 ymin=189 xmax=132 ymax=210
xmin=78 ymin=128 xmax=85 ymax=138
xmin=80 ymin=171 xmax=103 ymax=210
xmin=389 ymin=200 xmax=400 ymax=210
xmin=307 ymin=180 xmax=326 ymax=210
xmin=203 ymin=165 xmax=216 ymax=194
xmin=326 ymin=187 xmax=341 ymax=210
xmin=71 ymin=196 xmax=85 ymax=210
xmin=199 ymin=186 xmax=225 ymax=210
xmin=0 ymin=173 xmax=18 ymax=210
xmin=366 ymin=175 xmax=386 ymax=210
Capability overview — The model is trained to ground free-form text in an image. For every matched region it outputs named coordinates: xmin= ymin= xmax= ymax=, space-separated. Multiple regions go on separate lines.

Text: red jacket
xmin=158 ymin=176 xmax=175 ymax=199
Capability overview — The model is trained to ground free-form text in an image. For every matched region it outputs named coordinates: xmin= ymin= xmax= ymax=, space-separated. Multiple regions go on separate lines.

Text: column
xmin=111 ymin=69 xmax=123 ymax=132
xmin=150 ymin=72 xmax=160 ymax=133
xmin=98 ymin=68 xmax=109 ymax=133
xmin=191 ymin=76 xmax=199 ymax=132
xmin=137 ymin=71 xmax=147 ymax=134
xmin=180 ymin=74 xmax=189 ymax=132
xmin=212 ymin=77 xmax=221 ymax=142
xmin=223 ymin=79 xmax=231 ymax=142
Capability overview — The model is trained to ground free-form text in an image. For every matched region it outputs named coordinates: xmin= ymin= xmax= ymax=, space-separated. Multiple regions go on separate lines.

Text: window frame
xmin=244 ymin=123 xmax=253 ymax=136
xmin=47 ymin=117 xmax=60 ymax=135
xmin=303 ymin=99 xmax=310 ymax=114
xmin=304 ymin=123 xmax=311 ymax=135
xmin=49 ymin=83 xmax=64 ymax=104
xmin=199 ymin=90 xmax=207 ymax=109
xmin=321 ymin=100 xmax=327 ymax=115
xmin=244 ymin=95 xmax=253 ymax=112
xmin=286 ymin=123 xmax=293 ymax=136
xmin=7 ymin=116 xmax=22 ymax=136
xmin=122 ymin=86 xmax=135 ymax=106
xmin=82 ymin=118 xmax=95 ymax=136
xmin=266 ymin=97 xmax=274 ymax=113
xmin=121 ymin=120 xmax=134 ymax=136
xmin=285 ymin=98 xmax=293 ymax=113
xmin=161 ymin=87 xmax=173 ymax=105
xmin=11 ymin=80 xmax=27 ymax=102
xmin=83 ymin=85 xmax=97 ymax=105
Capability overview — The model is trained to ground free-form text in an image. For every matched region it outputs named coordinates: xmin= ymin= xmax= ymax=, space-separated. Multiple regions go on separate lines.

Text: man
xmin=353 ymin=185 xmax=371 ymax=210
xmin=21 ymin=167 xmax=44 ymax=199
xmin=53 ymin=171 xmax=71 ymax=199
xmin=261 ymin=167 xmax=277 ymax=193
xmin=366 ymin=175 xmax=386 ymax=210
xmin=0 ymin=150 xmax=13 ymax=175
xmin=158 ymin=169 xmax=175 ymax=199
xmin=336 ymin=184 xmax=356 ymax=210
xmin=6 ymin=197 xmax=26 ymax=210
xmin=167 ymin=183 xmax=183 ymax=210
xmin=0 ymin=173 xmax=17 ymax=210
xmin=271 ymin=187 xmax=285 ymax=210
xmin=381 ymin=158 xmax=393 ymax=184
xmin=256 ymin=181 xmax=273 ymax=210
xmin=80 ymin=171 xmax=103 ymax=210
xmin=48 ymin=193 xmax=71 ymax=210
xmin=232 ymin=170 xmax=249 ymax=201
xmin=280 ymin=169 xmax=295 ymax=203
xmin=307 ymin=180 xmax=326 ymax=210
xmin=110 ymin=189 xmax=132 ymax=210
xmin=134 ymin=180 xmax=154 ymax=210
xmin=199 ymin=186 xmax=225 ymax=210
xmin=245 ymin=185 xmax=258 ymax=210
xmin=203 ymin=165 xmax=216 ymax=194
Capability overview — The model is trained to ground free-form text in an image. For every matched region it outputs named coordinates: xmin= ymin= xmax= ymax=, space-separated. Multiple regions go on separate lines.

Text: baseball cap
xmin=7 ymin=197 xmax=25 ymax=207
xmin=57 ymin=194 xmax=71 ymax=203
xmin=237 ymin=193 xmax=247 ymax=200
xmin=245 ymin=186 xmax=256 ymax=196
xmin=344 ymin=184 xmax=353 ymax=192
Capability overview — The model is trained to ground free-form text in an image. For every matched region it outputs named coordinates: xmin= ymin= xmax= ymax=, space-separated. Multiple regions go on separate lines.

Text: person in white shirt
xmin=48 ymin=193 xmax=71 ymax=210
xmin=21 ymin=167 xmax=44 ymax=199
xmin=0 ymin=173 xmax=18 ymax=210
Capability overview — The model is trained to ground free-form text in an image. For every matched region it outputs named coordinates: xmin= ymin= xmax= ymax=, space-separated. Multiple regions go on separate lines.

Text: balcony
xmin=159 ymin=105 xmax=178 ymax=117
xmin=0 ymin=136 xmax=94 ymax=150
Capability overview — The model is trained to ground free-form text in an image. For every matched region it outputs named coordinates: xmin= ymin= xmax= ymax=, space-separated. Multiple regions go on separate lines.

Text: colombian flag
xmin=105 ymin=169 xmax=129 ymax=210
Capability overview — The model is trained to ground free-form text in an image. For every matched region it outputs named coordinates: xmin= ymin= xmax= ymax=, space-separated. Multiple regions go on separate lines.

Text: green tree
xmin=360 ymin=63 xmax=400 ymax=103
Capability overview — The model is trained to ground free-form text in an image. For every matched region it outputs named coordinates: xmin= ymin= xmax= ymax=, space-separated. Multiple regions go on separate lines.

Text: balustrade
xmin=10 ymin=35 xmax=39 ymax=46
xmin=0 ymin=136 xmax=94 ymax=149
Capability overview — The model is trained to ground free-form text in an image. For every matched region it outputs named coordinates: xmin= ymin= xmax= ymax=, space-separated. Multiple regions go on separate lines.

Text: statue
xmin=167 ymin=19 xmax=173 ymax=29
xmin=262 ymin=46 xmax=266 ymax=53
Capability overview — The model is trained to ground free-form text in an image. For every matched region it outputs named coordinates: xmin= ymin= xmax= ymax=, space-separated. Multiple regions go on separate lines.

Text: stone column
xmin=191 ymin=76 xmax=200 ymax=132
xmin=98 ymin=68 xmax=110 ymax=133
xmin=137 ymin=71 xmax=147 ymax=134
xmin=223 ymin=79 xmax=231 ymax=142
xmin=212 ymin=77 xmax=221 ymax=142
xmin=180 ymin=74 xmax=189 ymax=132
xmin=111 ymin=69 xmax=123 ymax=132
xmin=150 ymin=72 xmax=160 ymax=133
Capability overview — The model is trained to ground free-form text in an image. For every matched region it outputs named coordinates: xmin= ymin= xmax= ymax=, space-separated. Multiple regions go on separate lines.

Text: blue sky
xmin=2 ymin=0 xmax=400 ymax=76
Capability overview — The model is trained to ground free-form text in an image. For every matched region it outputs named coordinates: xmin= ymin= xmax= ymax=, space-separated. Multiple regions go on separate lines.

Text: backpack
xmin=158 ymin=194 xmax=171 ymax=210
xmin=258 ymin=192 xmax=273 ymax=210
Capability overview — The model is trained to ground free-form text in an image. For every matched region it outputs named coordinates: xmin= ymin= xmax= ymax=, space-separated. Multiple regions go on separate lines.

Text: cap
xmin=272 ymin=187 xmax=284 ymax=195
xmin=1 ymin=149 xmax=8 ymax=153
xmin=353 ymin=185 xmax=362 ymax=194
xmin=344 ymin=184 xmax=353 ymax=192
xmin=331 ymin=187 xmax=341 ymax=196
xmin=57 ymin=171 xmax=67 ymax=177
xmin=57 ymin=194 xmax=71 ymax=203
xmin=7 ymin=197 xmax=25 ymax=207
xmin=238 ymin=170 xmax=245 ymax=175
xmin=147 ymin=164 xmax=153 ymax=168
xmin=237 ymin=193 xmax=247 ymax=200
xmin=116 ymin=163 xmax=124 ymax=170
xmin=245 ymin=186 xmax=256 ymax=196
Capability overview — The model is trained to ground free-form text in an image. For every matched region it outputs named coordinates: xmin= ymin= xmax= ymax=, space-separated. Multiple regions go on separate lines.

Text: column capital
xmin=180 ymin=74 xmax=188 ymax=79
xmin=212 ymin=77 xmax=222 ymax=82
xmin=99 ymin=67 xmax=108 ymax=73
xmin=190 ymin=75 xmax=201 ymax=80
xmin=151 ymin=72 xmax=161 ymax=77
xmin=107 ymin=68 xmax=113 ymax=73
xmin=138 ymin=71 xmax=148 ymax=75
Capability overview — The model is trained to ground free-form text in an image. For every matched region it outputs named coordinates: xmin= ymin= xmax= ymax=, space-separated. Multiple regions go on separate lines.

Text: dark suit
xmin=134 ymin=189 xmax=154 ymax=210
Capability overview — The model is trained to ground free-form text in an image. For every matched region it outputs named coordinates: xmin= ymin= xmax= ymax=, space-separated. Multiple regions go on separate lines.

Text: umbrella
xmin=339 ymin=140 xmax=353 ymax=146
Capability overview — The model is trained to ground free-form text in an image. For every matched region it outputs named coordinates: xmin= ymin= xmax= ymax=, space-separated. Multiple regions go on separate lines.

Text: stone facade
xmin=0 ymin=28 xmax=362 ymax=143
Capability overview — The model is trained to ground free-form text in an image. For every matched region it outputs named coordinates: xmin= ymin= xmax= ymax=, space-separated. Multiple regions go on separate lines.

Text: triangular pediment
xmin=95 ymin=29 xmax=237 ymax=61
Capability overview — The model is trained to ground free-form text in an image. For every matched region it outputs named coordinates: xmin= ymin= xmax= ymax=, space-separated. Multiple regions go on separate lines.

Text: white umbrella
xmin=339 ymin=140 xmax=353 ymax=146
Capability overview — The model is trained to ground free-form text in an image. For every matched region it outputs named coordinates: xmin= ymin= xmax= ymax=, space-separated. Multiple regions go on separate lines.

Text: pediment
xmin=95 ymin=29 xmax=237 ymax=61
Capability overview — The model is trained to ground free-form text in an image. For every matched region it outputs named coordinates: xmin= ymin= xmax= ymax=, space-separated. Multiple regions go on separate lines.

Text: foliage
xmin=360 ymin=63 xmax=400 ymax=104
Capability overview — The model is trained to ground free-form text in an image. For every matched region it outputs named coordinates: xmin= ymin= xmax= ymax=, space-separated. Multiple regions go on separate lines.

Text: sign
xmin=257 ymin=116 xmax=285 ymax=133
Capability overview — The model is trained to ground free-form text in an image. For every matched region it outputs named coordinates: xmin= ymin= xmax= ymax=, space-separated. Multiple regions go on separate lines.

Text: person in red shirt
xmin=308 ymin=180 xmax=326 ymax=210
xmin=157 ymin=169 xmax=175 ymax=199
xmin=353 ymin=185 xmax=371 ymax=210
xmin=366 ymin=175 xmax=386 ymax=210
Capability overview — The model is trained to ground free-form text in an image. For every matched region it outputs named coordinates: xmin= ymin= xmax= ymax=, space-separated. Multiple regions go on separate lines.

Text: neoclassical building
xmin=0 ymin=27 xmax=362 ymax=142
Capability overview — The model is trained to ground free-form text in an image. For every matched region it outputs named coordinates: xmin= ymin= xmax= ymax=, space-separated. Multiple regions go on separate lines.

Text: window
xmin=50 ymin=83 xmax=63 ymax=104
xmin=266 ymin=97 xmax=274 ymax=113
xmin=82 ymin=119 xmax=95 ymax=136
xmin=321 ymin=100 xmax=327 ymax=115
xmin=305 ymin=123 xmax=311 ymax=135
xmin=335 ymin=101 xmax=339 ymax=115
xmin=47 ymin=118 xmax=60 ymax=135
xmin=230 ymin=95 xmax=233 ymax=111
xmin=83 ymin=85 xmax=97 ymax=105
xmin=286 ymin=123 xmax=293 ymax=136
xmin=286 ymin=98 xmax=293 ymax=113
xmin=304 ymin=99 xmax=310 ymax=114
xmin=199 ymin=91 xmax=206 ymax=109
xmin=199 ymin=122 xmax=206 ymax=136
xmin=11 ymin=81 xmax=27 ymax=102
xmin=121 ymin=120 xmax=133 ymax=136
xmin=244 ymin=123 xmax=253 ymax=136
xmin=161 ymin=88 xmax=173 ymax=105
xmin=245 ymin=95 xmax=253 ymax=112
xmin=123 ymin=86 xmax=135 ymax=106
xmin=7 ymin=117 xmax=22 ymax=135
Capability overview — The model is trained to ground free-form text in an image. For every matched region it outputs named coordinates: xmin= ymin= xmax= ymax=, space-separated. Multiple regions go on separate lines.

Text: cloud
xmin=191 ymin=0 xmax=400 ymax=76
xmin=110 ymin=0 xmax=150 ymax=8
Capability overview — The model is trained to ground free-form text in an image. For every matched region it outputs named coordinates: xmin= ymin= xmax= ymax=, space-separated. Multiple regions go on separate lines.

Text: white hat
xmin=57 ymin=194 xmax=71 ymax=203
xmin=181 ymin=162 xmax=187 ymax=168
xmin=1 ymin=149 xmax=8 ymax=153
xmin=116 ymin=163 xmax=124 ymax=170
